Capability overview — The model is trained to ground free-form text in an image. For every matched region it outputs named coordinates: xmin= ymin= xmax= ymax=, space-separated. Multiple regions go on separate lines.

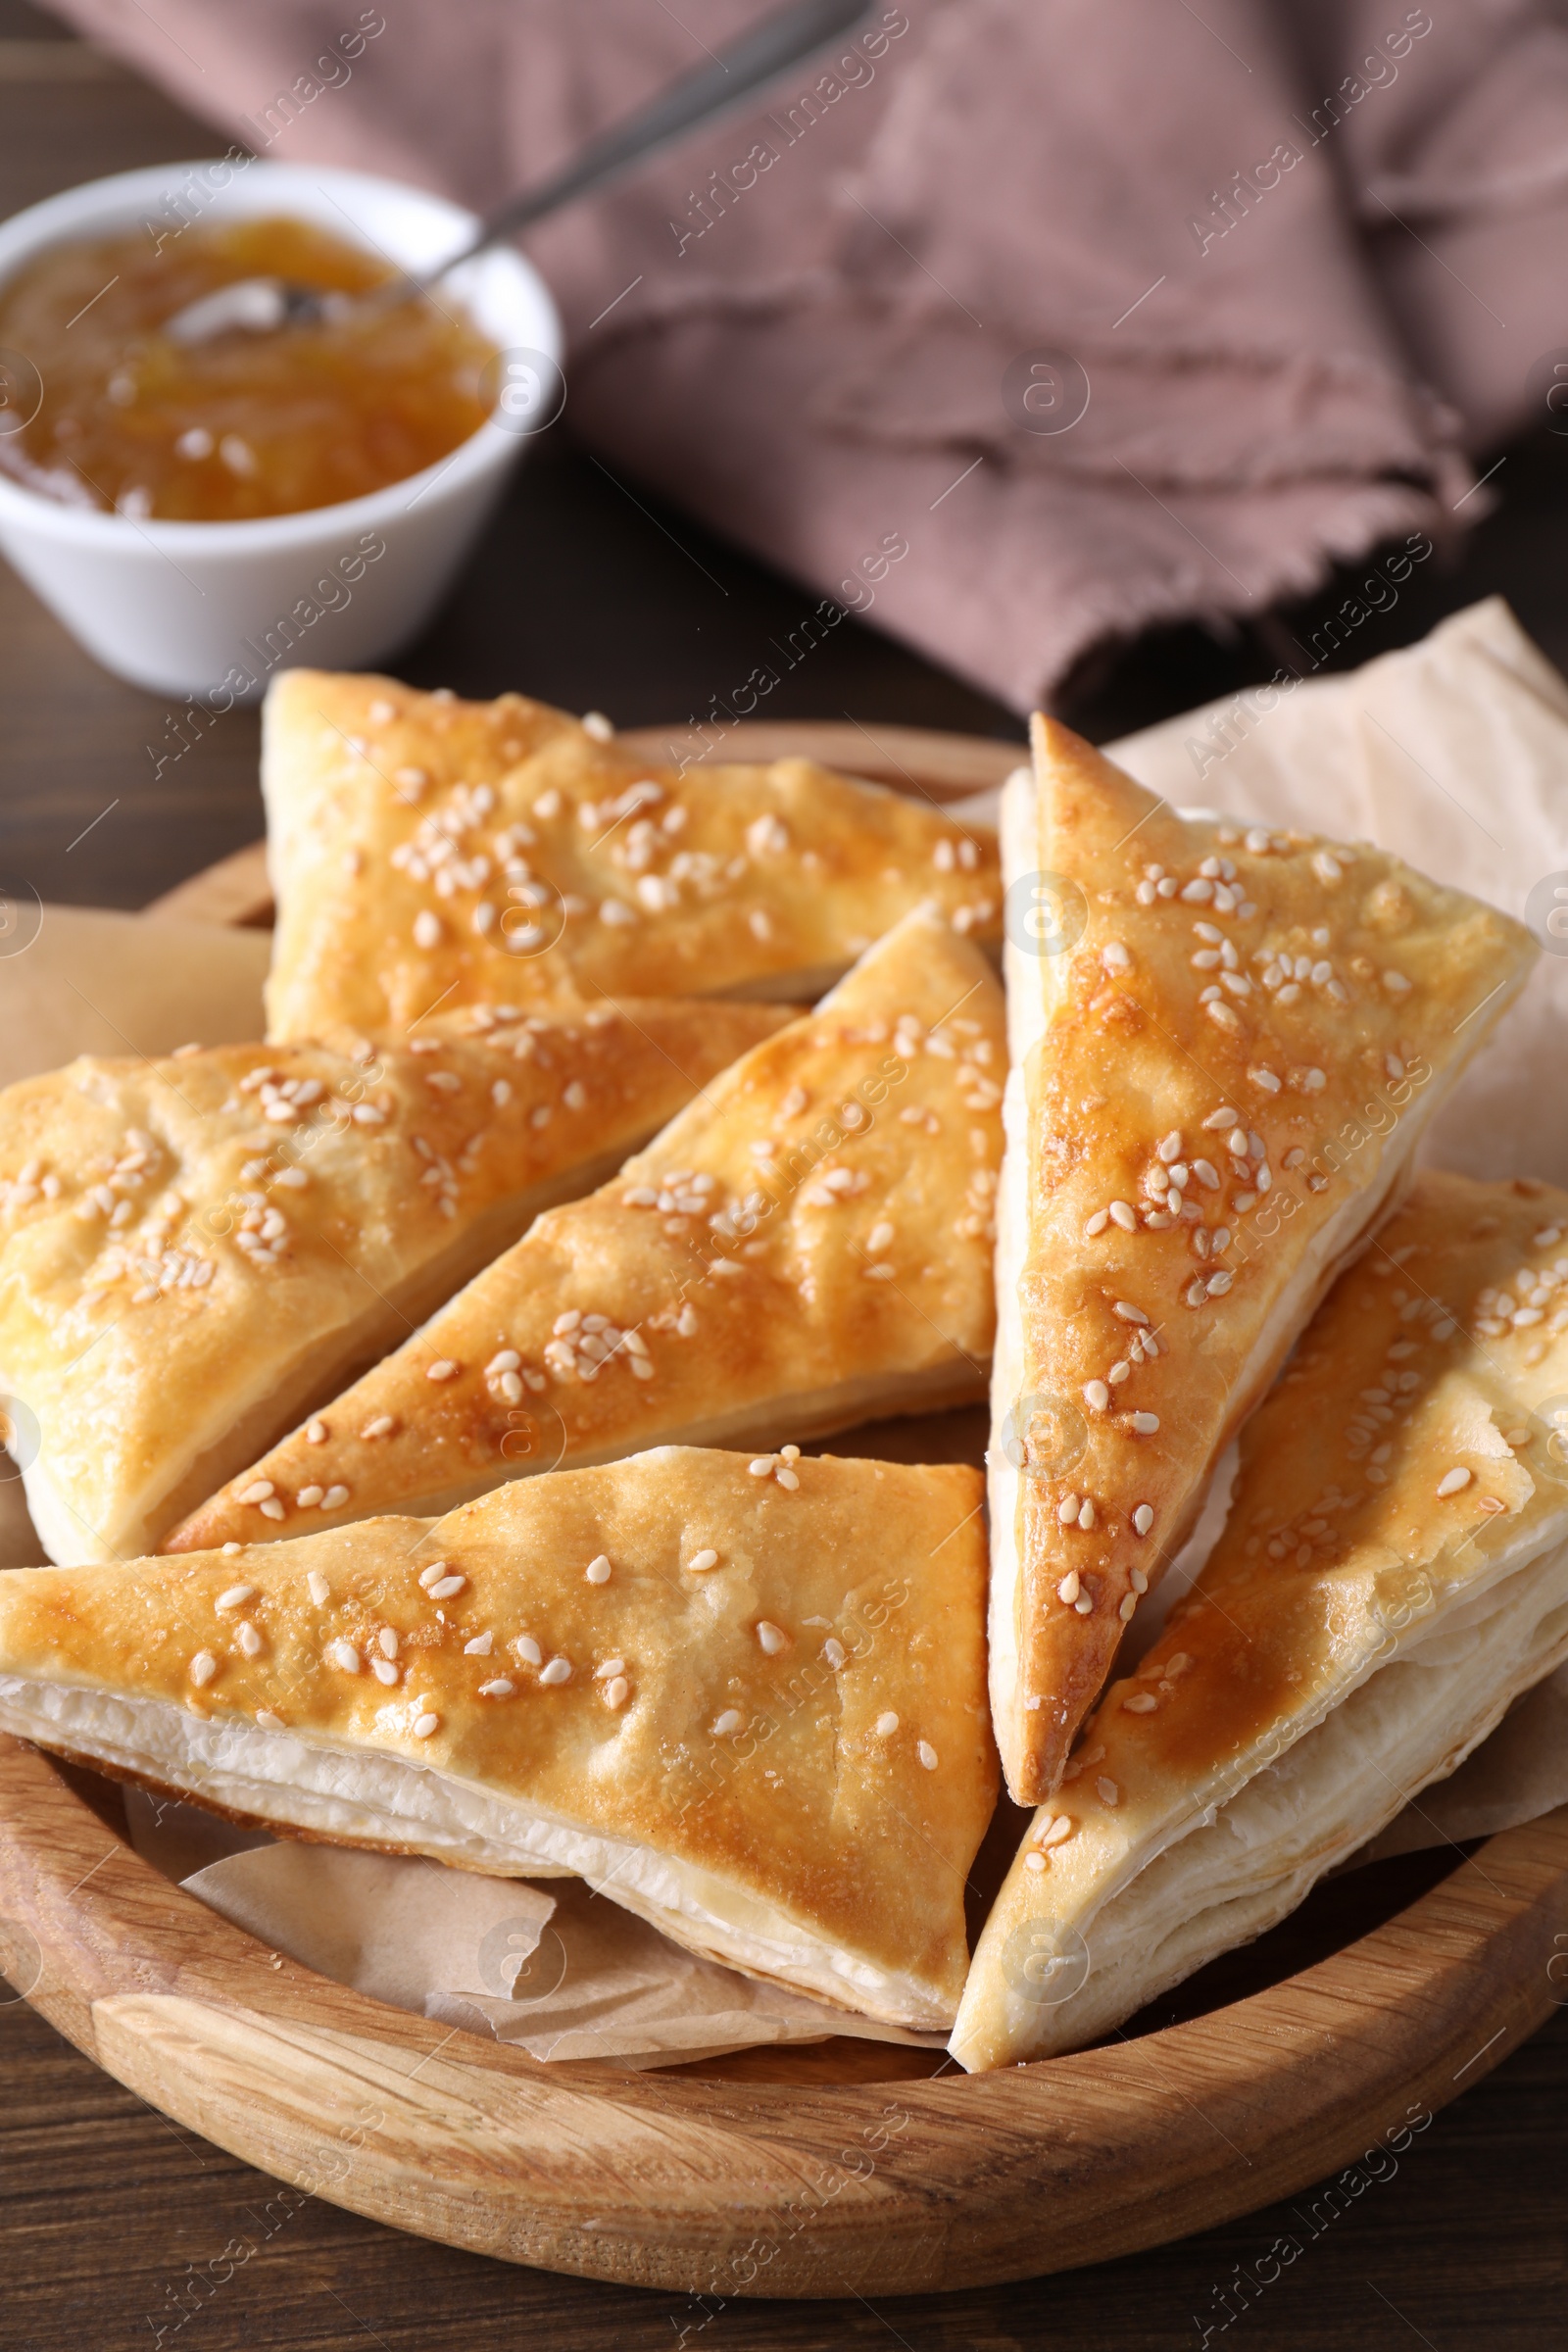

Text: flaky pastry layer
xmin=989 ymin=719 xmax=1538 ymax=1802
xmin=0 ymin=1004 xmax=787 ymax=1562
xmin=168 ymin=907 xmax=1004 ymax=1553
xmin=0 ymin=1447 xmax=998 ymax=2026
xmin=262 ymin=669 xmax=1000 ymax=1038
xmin=957 ymin=1171 xmax=1568 ymax=2067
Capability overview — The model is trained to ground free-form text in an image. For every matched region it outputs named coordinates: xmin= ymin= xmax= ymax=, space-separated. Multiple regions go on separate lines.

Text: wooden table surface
xmin=2 ymin=7 xmax=1567 ymax=2344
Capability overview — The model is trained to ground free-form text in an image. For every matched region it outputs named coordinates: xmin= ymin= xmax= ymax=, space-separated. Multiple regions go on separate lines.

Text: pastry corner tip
xmin=156 ymin=1513 xmax=207 ymax=1555
xmin=1028 ymin=710 xmax=1071 ymax=761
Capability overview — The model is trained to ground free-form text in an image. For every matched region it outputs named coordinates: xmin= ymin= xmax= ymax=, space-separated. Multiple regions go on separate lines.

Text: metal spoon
xmin=165 ymin=0 xmax=871 ymax=347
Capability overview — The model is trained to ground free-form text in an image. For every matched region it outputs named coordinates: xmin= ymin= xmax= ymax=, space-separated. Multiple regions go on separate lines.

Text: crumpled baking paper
xmin=0 ymin=902 xmax=270 ymax=1097
xmin=962 ymin=596 xmax=1568 ymax=1185
xmin=121 ymin=1790 xmax=945 ymax=2066
xmin=1110 ymin=593 xmax=1568 ymax=1191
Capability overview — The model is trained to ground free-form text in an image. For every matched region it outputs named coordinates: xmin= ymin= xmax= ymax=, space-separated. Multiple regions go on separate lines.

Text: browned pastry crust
xmin=261 ymin=670 xmax=1001 ymax=1039
xmin=0 ymin=1000 xmax=789 ymax=1563
xmin=0 ymin=1448 xmax=998 ymax=2027
xmin=956 ymin=1171 xmax=1568 ymax=2067
xmin=166 ymin=906 xmax=1004 ymax=1553
xmin=990 ymin=718 xmax=1539 ymax=1804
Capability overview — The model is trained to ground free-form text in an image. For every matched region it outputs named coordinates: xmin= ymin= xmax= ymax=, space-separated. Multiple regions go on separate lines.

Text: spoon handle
xmin=396 ymin=0 xmax=873 ymax=298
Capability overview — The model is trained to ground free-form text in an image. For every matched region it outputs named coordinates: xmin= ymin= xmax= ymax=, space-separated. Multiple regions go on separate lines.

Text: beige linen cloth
xmin=45 ymin=0 xmax=1568 ymax=710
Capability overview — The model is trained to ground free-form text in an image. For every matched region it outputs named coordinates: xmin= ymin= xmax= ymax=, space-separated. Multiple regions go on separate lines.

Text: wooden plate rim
xmin=3 ymin=1735 xmax=1565 ymax=2299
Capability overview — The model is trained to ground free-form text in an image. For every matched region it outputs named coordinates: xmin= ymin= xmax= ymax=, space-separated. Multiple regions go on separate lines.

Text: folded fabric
xmin=167 ymin=906 xmax=1004 ymax=1549
xmin=0 ymin=1003 xmax=786 ymax=1561
xmin=990 ymin=716 xmax=1536 ymax=1803
xmin=956 ymin=1169 xmax=1568 ymax=2068
xmin=52 ymin=0 xmax=1568 ymax=709
xmin=262 ymin=669 xmax=998 ymax=1040
xmin=0 ymin=1446 xmax=998 ymax=2028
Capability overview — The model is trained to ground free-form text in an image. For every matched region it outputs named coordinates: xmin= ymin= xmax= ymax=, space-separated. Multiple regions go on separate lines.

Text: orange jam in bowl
xmin=0 ymin=216 xmax=499 ymax=520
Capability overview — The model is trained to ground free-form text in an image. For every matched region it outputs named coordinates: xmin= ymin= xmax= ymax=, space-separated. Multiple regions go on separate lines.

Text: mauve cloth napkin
xmin=46 ymin=0 xmax=1568 ymax=709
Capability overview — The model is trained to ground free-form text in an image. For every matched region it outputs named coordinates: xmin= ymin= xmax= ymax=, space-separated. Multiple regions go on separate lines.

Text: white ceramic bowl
xmin=0 ymin=161 xmax=563 ymax=697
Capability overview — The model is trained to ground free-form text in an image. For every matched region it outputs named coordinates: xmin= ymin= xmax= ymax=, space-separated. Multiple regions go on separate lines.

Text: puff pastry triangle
xmin=0 ymin=1000 xmax=787 ymax=1564
xmin=0 ymin=1447 xmax=997 ymax=2027
xmin=168 ymin=907 xmax=1004 ymax=1551
xmin=262 ymin=670 xmax=1001 ymax=1040
xmin=990 ymin=718 xmax=1538 ymax=1803
xmin=956 ymin=1170 xmax=1568 ymax=2067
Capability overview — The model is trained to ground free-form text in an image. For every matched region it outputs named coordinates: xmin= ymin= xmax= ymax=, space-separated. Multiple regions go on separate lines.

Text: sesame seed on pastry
xmin=0 ymin=1446 xmax=997 ymax=2030
xmin=166 ymin=906 xmax=1004 ymax=1553
xmin=990 ymin=717 xmax=1539 ymax=1805
xmin=261 ymin=669 xmax=1000 ymax=1041
xmin=956 ymin=1171 xmax=1568 ymax=2068
xmin=0 ymin=1000 xmax=789 ymax=1563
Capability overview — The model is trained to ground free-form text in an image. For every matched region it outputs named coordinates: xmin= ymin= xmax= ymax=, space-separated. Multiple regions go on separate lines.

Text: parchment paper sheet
xmin=121 ymin=1791 xmax=946 ymax=2066
xmin=963 ymin=598 xmax=1568 ymax=1183
xmin=0 ymin=904 xmax=270 ymax=1095
xmin=1111 ymin=595 xmax=1568 ymax=1190
xmin=0 ymin=909 xmax=269 ymax=1574
xmin=13 ymin=606 xmax=1568 ymax=2055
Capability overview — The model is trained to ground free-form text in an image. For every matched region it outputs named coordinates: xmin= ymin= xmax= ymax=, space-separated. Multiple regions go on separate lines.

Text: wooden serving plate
xmin=4 ymin=715 xmax=1565 ymax=2299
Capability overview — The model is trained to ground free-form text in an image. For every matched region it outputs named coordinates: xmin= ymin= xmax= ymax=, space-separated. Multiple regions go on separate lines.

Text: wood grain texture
xmin=617 ymin=719 xmax=1020 ymax=799
xmin=2 ymin=1727 xmax=1564 ymax=2299
xmin=144 ymin=841 xmax=274 ymax=929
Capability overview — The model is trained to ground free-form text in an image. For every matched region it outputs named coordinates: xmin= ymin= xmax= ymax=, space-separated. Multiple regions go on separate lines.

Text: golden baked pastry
xmin=167 ymin=906 xmax=1004 ymax=1550
xmin=0 ymin=1001 xmax=787 ymax=1564
xmin=0 ymin=1447 xmax=998 ymax=2028
xmin=955 ymin=1171 xmax=1568 ymax=2069
xmin=990 ymin=718 xmax=1539 ymax=1804
xmin=261 ymin=669 xmax=1001 ymax=1039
